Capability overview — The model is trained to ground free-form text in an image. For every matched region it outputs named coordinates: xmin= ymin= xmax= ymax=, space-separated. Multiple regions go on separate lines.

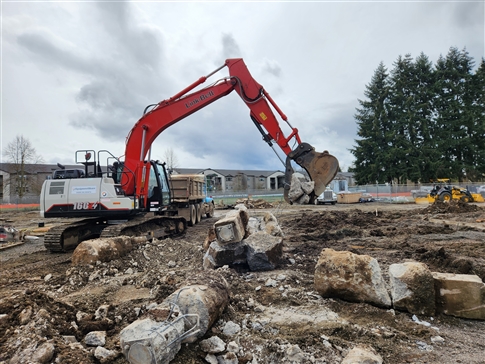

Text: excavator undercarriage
xmin=44 ymin=215 xmax=187 ymax=253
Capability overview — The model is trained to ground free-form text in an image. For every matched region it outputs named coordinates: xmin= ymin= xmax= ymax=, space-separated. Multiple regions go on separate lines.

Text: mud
xmin=1 ymin=202 xmax=485 ymax=363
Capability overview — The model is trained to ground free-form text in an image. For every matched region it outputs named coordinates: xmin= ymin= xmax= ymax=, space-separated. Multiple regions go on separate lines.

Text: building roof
xmin=172 ymin=167 xmax=285 ymax=178
xmin=0 ymin=163 xmax=81 ymax=175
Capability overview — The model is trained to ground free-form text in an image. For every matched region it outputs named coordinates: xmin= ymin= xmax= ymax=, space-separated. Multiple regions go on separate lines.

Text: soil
xmin=1 ymin=200 xmax=485 ymax=364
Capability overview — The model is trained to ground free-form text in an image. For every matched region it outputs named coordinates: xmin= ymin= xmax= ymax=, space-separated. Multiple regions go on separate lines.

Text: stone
xmin=222 ymin=321 xmax=241 ymax=336
xmin=215 ymin=209 xmax=249 ymax=245
xmin=84 ymin=331 xmax=106 ymax=346
xmin=216 ymin=351 xmax=238 ymax=364
xmin=32 ymin=342 xmax=55 ymax=364
xmin=94 ymin=346 xmax=119 ymax=363
xmin=205 ymin=353 xmax=219 ymax=364
xmin=286 ymin=344 xmax=305 ymax=362
xmin=227 ymin=341 xmax=239 ymax=353
xmin=314 ymin=249 xmax=391 ymax=308
xmin=95 ymin=305 xmax=110 ymax=320
xmin=389 ymin=262 xmax=435 ymax=316
xmin=199 ymin=335 xmax=226 ymax=353
xmin=19 ymin=306 xmax=33 ymax=325
xmin=245 ymin=231 xmax=284 ymax=271
xmin=72 ymin=236 xmax=146 ymax=265
xmin=342 ymin=345 xmax=383 ymax=364
xmin=287 ymin=174 xmax=305 ymax=202
xmin=203 ymin=240 xmax=248 ymax=269
xmin=432 ymin=272 xmax=485 ymax=320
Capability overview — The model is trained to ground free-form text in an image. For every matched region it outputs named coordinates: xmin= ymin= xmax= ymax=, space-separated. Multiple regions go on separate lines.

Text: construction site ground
xmin=1 ymin=201 xmax=485 ymax=363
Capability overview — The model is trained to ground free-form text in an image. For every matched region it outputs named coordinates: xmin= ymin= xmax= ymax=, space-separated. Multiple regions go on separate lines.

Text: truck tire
xmin=206 ymin=203 xmax=214 ymax=218
xmin=196 ymin=203 xmax=202 ymax=224
xmin=188 ymin=205 xmax=196 ymax=226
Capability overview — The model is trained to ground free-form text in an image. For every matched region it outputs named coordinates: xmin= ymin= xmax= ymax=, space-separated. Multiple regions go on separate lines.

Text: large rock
xmin=203 ymin=240 xmax=248 ymax=269
xmin=72 ymin=236 xmax=146 ymax=265
xmin=432 ymin=272 xmax=485 ymax=320
xmin=287 ymin=175 xmax=314 ymax=204
xmin=389 ymin=262 xmax=435 ymax=316
xmin=214 ymin=209 xmax=249 ymax=245
xmin=315 ymin=249 xmax=391 ymax=308
xmin=245 ymin=231 xmax=284 ymax=271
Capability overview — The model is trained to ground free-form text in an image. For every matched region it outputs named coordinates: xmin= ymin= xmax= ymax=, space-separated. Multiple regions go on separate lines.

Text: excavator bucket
xmin=284 ymin=143 xmax=339 ymax=204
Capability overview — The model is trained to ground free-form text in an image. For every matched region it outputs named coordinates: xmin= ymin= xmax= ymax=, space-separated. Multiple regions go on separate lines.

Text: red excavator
xmin=40 ymin=58 xmax=338 ymax=252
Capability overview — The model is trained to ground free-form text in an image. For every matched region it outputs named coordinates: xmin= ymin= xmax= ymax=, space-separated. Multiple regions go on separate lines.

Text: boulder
xmin=203 ymin=240 xmax=248 ymax=269
xmin=432 ymin=272 xmax=485 ymax=320
xmin=245 ymin=231 xmax=284 ymax=271
xmin=315 ymin=249 xmax=391 ymax=307
xmin=389 ymin=262 xmax=435 ymax=316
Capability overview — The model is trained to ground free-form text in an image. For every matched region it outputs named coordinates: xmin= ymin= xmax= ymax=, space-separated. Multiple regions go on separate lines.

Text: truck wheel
xmin=195 ymin=203 xmax=202 ymax=224
xmin=206 ymin=203 xmax=214 ymax=218
xmin=188 ymin=205 xmax=196 ymax=226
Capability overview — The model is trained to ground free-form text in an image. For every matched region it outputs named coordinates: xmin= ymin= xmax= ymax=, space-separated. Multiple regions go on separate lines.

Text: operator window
xmin=49 ymin=181 xmax=65 ymax=195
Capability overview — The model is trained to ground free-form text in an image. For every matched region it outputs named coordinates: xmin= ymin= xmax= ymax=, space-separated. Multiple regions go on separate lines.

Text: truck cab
xmin=315 ymin=187 xmax=337 ymax=205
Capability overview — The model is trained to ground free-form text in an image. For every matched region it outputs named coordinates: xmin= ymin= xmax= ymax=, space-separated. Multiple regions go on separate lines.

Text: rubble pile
xmin=234 ymin=198 xmax=275 ymax=209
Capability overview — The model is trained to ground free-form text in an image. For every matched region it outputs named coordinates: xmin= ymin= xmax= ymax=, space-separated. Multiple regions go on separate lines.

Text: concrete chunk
xmin=72 ymin=236 xmax=146 ymax=265
xmin=389 ymin=262 xmax=435 ymax=316
xmin=214 ymin=209 xmax=248 ymax=245
xmin=203 ymin=240 xmax=247 ymax=269
xmin=432 ymin=272 xmax=485 ymax=320
xmin=315 ymin=249 xmax=391 ymax=308
xmin=120 ymin=272 xmax=230 ymax=363
xmin=245 ymin=231 xmax=284 ymax=271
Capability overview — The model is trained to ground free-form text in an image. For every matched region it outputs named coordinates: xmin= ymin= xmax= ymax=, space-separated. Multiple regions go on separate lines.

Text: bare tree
xmin=163 ymin=147 xmax=179 ymax=172
xmin=3 ymin=135 xmax=44 ymax=200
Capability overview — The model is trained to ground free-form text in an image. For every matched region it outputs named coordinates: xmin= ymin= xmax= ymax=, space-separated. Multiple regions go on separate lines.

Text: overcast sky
xmin=1 ymin=1 xmax=483 ymax=173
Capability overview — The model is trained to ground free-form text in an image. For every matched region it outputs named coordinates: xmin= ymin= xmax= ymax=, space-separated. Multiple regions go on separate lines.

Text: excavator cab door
xmin=147 ymin=162 xmax=171 ymax=211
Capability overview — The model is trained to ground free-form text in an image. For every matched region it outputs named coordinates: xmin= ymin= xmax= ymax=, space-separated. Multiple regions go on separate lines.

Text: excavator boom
xmin=121 ymin=58 xmax=338 ymax=205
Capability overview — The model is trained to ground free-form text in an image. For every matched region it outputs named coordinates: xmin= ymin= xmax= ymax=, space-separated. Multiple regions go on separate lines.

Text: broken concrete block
xmin=301 ymin=180 xmax=315 ymax=195
xmin=117 ymin=272 xmax=234 ymax=363
xmin=262 ymin=212 xmax=284 ymax=237
xmin=245 ymin=231 xmax=284 ymax=271
xmin=432 ymin=272 xmax=485 ymax=320
xmin=342 ymin=345 xmax=383 ymax=364
xmin=315 ymin=249 xmax=391 ymax=308
xmin=163 ymin=272 xmax=230 ymax=343
xmin=389 ymin=262 xmax=435 ymax=316
xmin=287 ymin=174 xmax=304 ymax=201
xmin=72 ymin=236 xmax=146 ymax=265
xmin=214 ymin=209 xmax=248 ymax=245
xmin=203 ymin=240 xmax=247 ymax=269
xmin=120 ymin=317 xmax=185 ymax=364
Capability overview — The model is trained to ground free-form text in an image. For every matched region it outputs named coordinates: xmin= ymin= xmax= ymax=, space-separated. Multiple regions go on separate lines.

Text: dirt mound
xmin=419 ymin=200 xmax=480 ymax=214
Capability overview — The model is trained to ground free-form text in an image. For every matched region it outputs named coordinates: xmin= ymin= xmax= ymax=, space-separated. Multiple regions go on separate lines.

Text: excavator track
xmin=100 ymin=215 xmax=187 ymax=240
xmin=44 ymin=218 xmax=109 ymax=253
xmin=44 ymin=215 xmax=187 ymax=253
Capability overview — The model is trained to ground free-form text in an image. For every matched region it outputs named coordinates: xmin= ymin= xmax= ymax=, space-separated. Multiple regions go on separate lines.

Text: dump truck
xmin=169 ymin=174 xmax=214 ymax=226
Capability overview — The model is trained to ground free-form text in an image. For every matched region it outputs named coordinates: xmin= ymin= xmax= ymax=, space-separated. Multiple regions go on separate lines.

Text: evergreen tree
xmin=350 ymin=62 xmax=391 ymax=184
xmin=467 ymin=58 xmax=485 ymax=181
xmin=433 ymin=47 xmax=475 ymax=181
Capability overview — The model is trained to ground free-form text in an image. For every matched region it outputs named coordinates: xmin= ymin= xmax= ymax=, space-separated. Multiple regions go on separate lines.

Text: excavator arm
xmin=121 ymin=58 xmax=338 ymax=206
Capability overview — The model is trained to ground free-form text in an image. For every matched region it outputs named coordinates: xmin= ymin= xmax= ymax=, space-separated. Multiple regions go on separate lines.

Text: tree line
xmin=350 ymin=47 xmax=485 ymax=185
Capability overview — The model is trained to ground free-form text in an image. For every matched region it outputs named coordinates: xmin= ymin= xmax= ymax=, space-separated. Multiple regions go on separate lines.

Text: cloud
xmin=222 ymin=33 xmax=242 ymax=59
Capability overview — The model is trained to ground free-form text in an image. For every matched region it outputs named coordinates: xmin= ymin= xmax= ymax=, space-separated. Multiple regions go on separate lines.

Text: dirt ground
xmin=1 ymin=201 xmax=485 ymax=364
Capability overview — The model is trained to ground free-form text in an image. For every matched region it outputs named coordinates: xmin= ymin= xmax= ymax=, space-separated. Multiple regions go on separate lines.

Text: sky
xmin=1 ymin=1 xmax=484 ymax=174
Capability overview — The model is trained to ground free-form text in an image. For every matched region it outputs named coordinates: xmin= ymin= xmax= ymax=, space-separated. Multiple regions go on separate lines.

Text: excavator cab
xmin=146 ymin=161 xmax=172 ymax=209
